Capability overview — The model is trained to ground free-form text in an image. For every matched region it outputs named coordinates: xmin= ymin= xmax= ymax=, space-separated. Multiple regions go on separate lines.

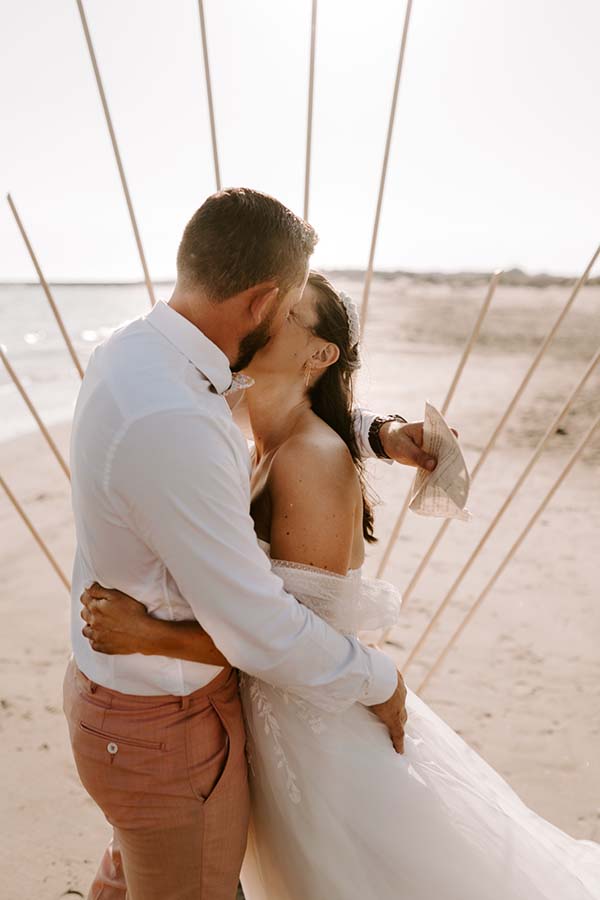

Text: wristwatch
xmin=368 ymin=414 xmax=408 ymax=460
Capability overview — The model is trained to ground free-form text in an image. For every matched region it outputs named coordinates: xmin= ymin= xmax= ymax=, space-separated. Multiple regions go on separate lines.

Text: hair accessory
xmin=338 ymin=291 xmax=361 ymax=348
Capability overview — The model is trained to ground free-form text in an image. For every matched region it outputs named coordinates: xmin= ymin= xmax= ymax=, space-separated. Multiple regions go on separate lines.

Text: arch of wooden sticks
xmin=2 ymin=0 xmax=599 ymax=697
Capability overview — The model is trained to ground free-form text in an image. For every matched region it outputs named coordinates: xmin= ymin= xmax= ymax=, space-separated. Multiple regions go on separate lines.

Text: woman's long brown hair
xmin=306 ymin=272 xmax=377 ymax=542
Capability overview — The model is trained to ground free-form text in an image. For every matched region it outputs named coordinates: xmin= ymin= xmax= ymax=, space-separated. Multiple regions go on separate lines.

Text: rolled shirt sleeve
xmin=353 ymin=407 xmax=393 ymax=464
xmin=108 ymin=407 xmax=397 ymax=712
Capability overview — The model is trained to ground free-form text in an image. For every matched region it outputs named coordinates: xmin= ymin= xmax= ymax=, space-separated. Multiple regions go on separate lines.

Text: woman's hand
xmin=80 ymin=583 xmax=229 ymax=666
xmin=81 ymin=583 xmax=154 ymax=655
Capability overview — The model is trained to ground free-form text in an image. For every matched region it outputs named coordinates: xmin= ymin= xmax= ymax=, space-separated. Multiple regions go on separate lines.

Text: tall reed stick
xmin=360 ymin=0 xmax=413 ymax=333
xmin=198 ymin=0 xmax=221 ymax=190
xmin=377 ymin=271 xmax=501 ymax=583
xmin=397 ymin=244 xmax=600 ymax=610
xmin=75 ymin=0 xmax=156 ymax=308
xmin=417 ymin=411 xmax=600 ymax=695
xmin=304 ymin=0 xmax=318 ymax=221
xmin=1 ymin=475 xmax=71 ymax=591
xmin=7 ymin=194 xmax=84 ymax=380
xmin=405 ymin=345 xmax=600 ymax=673
xmin=0 ymin=347 xmax=70 ymax=480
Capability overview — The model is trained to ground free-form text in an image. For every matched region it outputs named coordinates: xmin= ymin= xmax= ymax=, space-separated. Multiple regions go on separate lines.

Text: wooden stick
xmin=0 ymin=346 xmax=70 ymax=480
xmin=439 ymin=271 xmax=503 ymax=417
xmin=304 ymin=0 xmax=318 ymax=221
xmin=75 ymin=0 xmax=156 ymax=308
xmin=417 ymin=410 xmax=600 ymax=696
xmin=1 ymin=474 xmax=71 ymax=591
xmin=377 ymin=271 xmax=501 ymax=582
xmin=7 ymin=194 xmax=84 ymax=380
xmin=198 ymin=0 xmax=221 ymax=191
xmin=360 ymin=0 xmax=413 ymax=333
xmin=404 ymin=344 xmax=600 ymax=673
xmin=395 ymin=244 xmax=600 ymax=612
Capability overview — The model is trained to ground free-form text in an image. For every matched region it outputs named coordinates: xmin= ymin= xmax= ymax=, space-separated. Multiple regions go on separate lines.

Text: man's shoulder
xmin=96 ymin=315 xmax=169 ymax=369
xmin=105 ymin=404 xmax=244 ymax=498
xmin=91 ymin=317 xmax=226 ymax=417
xmin=79 ymin=317 xmax=240 ymax=469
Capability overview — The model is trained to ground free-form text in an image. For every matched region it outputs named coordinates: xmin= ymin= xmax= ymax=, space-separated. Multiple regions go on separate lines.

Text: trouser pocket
xmin=79 ymin=720 xmax=166 ymax=752
xmin=63 ymin=667 xmax=177 ymax=829
xmin=186 ymin=703 xmax=230 ymax=803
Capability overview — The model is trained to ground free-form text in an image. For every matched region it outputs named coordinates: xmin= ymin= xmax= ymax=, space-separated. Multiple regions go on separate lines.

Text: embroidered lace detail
xmin=282 ymin=691 xmax=325 ymax=734
xmin=270 ymin=558 xmax=401 ymax=637
xmin=269 ymin=557 xmax=361 ymax=580
xmin=248 ymin=678 xmax=302 ymax=804
xmin=242 ymin=671 xmax=323 ymax=802
xmin=244 ymin=545 xmax=403 ymax=803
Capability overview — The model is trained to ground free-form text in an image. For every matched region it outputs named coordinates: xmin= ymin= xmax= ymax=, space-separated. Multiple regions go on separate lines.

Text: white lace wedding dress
xmin=239 ymin=543 xmax=600 ymax=900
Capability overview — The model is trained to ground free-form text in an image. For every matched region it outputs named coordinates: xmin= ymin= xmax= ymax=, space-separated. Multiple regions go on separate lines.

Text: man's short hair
xmin=176 ymin=188 xmax=318 ymax=300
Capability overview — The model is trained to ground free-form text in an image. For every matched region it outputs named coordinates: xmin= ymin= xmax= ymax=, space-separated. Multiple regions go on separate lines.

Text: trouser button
xmin=107 ymin=742 xmax=118 ymax=755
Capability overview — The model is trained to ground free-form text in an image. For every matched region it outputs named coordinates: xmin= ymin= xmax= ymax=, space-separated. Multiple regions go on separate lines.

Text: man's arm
xmin=109 ymin=407 xmax=397 ymax=715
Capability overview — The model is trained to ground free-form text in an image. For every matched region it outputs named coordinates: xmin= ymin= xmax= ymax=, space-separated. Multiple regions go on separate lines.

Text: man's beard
xmin=231 ymin=313 xmax=274 ymax=372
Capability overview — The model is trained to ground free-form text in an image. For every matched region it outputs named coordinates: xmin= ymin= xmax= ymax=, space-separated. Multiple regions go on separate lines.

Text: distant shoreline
xmin=1 ymin=269 xmax=599 ymax=288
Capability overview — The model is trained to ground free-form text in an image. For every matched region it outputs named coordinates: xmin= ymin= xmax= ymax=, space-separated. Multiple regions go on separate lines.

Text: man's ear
xmin=311 ymin=342 xmax=340 ymax=372
xmin=246 ymin=283 xmax=279 ymax=325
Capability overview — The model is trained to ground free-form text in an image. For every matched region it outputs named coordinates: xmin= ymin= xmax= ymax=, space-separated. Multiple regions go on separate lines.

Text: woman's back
xmin=250 ymin=410 xmax=366 ymax=574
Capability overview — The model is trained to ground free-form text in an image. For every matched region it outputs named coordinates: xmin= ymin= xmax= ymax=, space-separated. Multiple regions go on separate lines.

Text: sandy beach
xmin=1 ymin=273 xmax=599 ymax=899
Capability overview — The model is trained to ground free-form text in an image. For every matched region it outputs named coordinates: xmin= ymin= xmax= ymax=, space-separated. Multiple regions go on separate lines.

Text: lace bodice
xmin=258 ymin=540 xmax=401 ymax=636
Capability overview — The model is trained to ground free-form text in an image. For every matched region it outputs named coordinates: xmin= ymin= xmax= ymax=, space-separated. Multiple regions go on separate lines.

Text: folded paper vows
xmin=409 ymin=402 xmax=472 ymax=521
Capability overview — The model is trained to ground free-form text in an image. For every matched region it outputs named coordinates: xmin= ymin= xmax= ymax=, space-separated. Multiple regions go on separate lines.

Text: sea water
xmin=0 ymin=282 xmax=172 ymax=442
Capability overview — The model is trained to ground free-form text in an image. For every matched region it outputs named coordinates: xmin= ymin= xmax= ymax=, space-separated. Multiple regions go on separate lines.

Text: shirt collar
xmin=145 ymin=301 xmax=233 ymax=394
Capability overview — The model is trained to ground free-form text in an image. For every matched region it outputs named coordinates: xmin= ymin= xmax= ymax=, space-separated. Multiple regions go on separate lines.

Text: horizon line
xmin=0 ymin=266 xmax=597 ymax=288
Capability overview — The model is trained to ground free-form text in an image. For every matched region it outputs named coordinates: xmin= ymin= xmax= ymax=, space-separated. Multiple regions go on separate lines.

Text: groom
xmin=64 ymin=188 xmax=431 ymax=900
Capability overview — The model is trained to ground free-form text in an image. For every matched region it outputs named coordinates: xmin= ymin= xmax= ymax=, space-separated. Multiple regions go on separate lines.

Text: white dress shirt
xmin=70 ymin=300 xmax=397 ymax=710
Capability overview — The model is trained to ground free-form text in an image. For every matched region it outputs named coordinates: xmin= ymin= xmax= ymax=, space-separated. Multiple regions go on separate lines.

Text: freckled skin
xmin=250 ymin=420 xmax=364 ymax=575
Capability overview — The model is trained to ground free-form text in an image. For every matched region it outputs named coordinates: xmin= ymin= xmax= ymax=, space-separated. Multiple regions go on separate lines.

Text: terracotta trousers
xmin=63 ymin=659 xmax=250 ymax=900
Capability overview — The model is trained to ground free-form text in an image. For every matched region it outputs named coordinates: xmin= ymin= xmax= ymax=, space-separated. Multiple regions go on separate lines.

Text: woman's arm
xmin=80 ymin=584 xmax=229 ymax=666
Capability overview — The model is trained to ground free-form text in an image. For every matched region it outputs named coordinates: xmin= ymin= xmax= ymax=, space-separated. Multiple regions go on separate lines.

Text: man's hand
xmin=380 ymin=420 xmax=458 ymax=471
xmin=81 ymin=583 xmax=152 ymax=655
xmin=370 ymin=671 xmax=408 ymax=754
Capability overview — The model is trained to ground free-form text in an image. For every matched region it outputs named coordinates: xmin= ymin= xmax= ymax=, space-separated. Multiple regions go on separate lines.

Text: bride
xmin=81 ymin=272 xmax=600 ymax=899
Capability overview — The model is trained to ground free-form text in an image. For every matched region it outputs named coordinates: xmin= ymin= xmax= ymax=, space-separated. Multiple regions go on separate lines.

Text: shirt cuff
xmin=360 ymin=646 xmax=398 ymax=706
xmin=352 ymin=408 xmax=394 ymax=466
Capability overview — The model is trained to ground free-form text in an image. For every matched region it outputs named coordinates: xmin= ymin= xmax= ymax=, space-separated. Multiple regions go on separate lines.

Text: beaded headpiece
xmin=338 ymin=291 xmax=361 ymax=349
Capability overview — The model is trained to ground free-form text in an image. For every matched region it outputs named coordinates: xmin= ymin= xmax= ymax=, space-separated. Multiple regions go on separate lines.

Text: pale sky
xmin=1 ymin=0 xmax=599 ymax=280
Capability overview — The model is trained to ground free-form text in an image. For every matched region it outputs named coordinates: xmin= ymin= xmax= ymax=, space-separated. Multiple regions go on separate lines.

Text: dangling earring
xmin=304 ymin=364 xmax=312 ymax=388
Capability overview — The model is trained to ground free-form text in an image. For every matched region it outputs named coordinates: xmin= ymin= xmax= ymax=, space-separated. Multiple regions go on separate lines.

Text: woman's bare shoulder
xmin=267 ymin=419 xmax=360 ymax=572
xmin=270 ymin=418 xmax=358 ymax=491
